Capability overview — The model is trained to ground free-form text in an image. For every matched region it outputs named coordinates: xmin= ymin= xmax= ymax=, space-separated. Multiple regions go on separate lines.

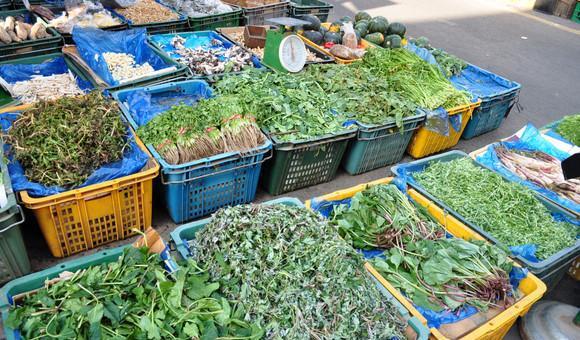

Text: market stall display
xmin=162 ymin=0 xmax=243 ymax=31
xmin=44 ymin=1 xmax=126 ymax=34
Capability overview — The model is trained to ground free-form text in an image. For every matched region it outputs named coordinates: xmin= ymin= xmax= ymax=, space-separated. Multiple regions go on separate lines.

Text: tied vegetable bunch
xmin=3 ymin=92 xmax=129 ymax=188
xmin=555 ymin=114 xmax=580 ymax=145
xmin=137 ymin=95 xmax=265 ymax=165
xmin=330 ymin=184 xmax=445 ymax=250
xmin=190 ymin=204 xmax=407 ymax=339
xmin=6 ymin=247 xmax=262 ymax=339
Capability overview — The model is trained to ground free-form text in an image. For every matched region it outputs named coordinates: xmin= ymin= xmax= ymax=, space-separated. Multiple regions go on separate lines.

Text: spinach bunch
xmin=415 ymin=158 xmax=578 ymax=260
xmin=330 ymin=184 xmax=445 ymax=249
xmin=7 ymin=247 xmax=261 ymax=339
xmin=555 ymin=114 xmax=580 ymax=145
xmin=190 ymin=204 xmax=407 ymax=339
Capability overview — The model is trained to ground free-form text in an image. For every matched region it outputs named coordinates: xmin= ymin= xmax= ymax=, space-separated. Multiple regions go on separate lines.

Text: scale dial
xmin=278 ymin=35 xmax=307 ymax=73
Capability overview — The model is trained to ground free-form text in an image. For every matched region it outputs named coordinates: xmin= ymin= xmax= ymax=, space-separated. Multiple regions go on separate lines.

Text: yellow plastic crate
xmin=19 ymin=135 xmax=160 ymax=258
xmin=299 ymin=22 xmax=374 ymax=65
xmin=305 ymin=177 xmax=547 ymax=340
xmin=407 ymin=101 xmax=481 ymax=158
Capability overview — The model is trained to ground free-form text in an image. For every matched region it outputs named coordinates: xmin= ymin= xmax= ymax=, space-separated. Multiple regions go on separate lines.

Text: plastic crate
xmin=305 ymin=177 xmax=546 ymax=340
xmin=230 ymin=1 xmax=290 ymax=26
xmin=14 ymin=134 xmax=160 ymax=258
xmin=391 ymin=150 xmax=580 ymax=291
xmin=573 ymin=2 xmax=580 ymax=23
xmin=342 ymin=111 xmax=426 ymax=175
xmin=113 ymin=80 xmax=272 ymax=223
xmin=0 ymin=0 xmax=10 ymax=10
xmin=299 ymin=23 xmax=374 ymax=64
xmin=170 ymin=197 xmax=430 ymax=340
xmin=262 ymin=129 xmax=356 ymax=195
xmin=110 ymin=0 xmax=189 ymax=34
xmin=0 ymin=52 xmax=100 ymax=109
xmin=187 ymin=6 xmax=243 ymax=31
xmin=460 ymin=69 xmax=521 ymax=139
xmin=289 ymin=0 xmax=333 ymax=22
xmin=0 ymin=10 xmax=64 ymax=63
xmin=0 ymin=140 xmax=29 ymax=285
xmin=407 ymin=101 xmax=480 ymax=158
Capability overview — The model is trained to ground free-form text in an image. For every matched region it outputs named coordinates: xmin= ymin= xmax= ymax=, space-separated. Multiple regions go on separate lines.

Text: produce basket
xmin=289 ymin=0 xmax=333 ymax=22
xmin=113 ymin=80 xmax=272 ymax=223
xmin=452 ymin=65 xmax=521 ymax=139
xmin=305 ymin=178 xmax=547 ymax=340
xmin=261 ymin=128 xmax=356 ymax=195
xmin=0 ymin=140 xmax=29 ymax=285
xmin=170 ymin=197 xmax=430 ymax=340
xmin=224 ymin=0 xmax=290 ymax=26
xmin=406 ymin=101 xmax=481 ymax=158
xmin=218 ymin=25 xmax=334 ymax=64
xmin=110 ymin=0 xmax=189 ymax=34
xmin=187 ymin=5 xmax=243 ymax=31
xmin=0 ymin=10 xmax=63 ymax=63
xmin=391 ymin=151 xmax=580 ymax=290
xmin=0 ymin=52 xmax=99 ymax=109
xmin=342 ymin=111 xmax=426 ymax=175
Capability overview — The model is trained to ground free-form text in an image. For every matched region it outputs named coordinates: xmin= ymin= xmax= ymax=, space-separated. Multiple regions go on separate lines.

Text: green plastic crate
xmin=572 ymin=2 xmax=580 ymax=23
xmin=342 ymin=111 xmax=426 ymax=175
xmin=187 ymin=7 xmax=243 ymax=31
xmin=261 ymin=128 xmax=356 ymax=195
xmin=289 ymin=0 xmax=333 ymax=22
xmin=110 ymin=1 xmax=189 ymax=34
xmin=0 ymin=10 xmax=64 ymax=62
xmin=0 ymin=52 xmax=100 ymax=108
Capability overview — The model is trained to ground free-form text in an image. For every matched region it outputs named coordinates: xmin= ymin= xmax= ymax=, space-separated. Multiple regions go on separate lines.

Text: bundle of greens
xmin=4 ymin=92 xmax=129 ymax=188
xmin=414 ymin=158 xmax=578 ymax=260
xmin=137 ymin=95 xmax=265 ymax=165
xmin=6 ymin=247 xmax=261 ymax=339
xmin=330 ymin=184 xmax=445 ymax=249
xmin=555 ymin=114 xmax=580 ymax=145
xmin=372 ymin=238 xmax=515 ymax=312
xmin=190 ymin=204 xmax=407 ymax=339
xmin=359 ymin=47 xmax=471 ymax=110
xmin=410 ymin=37 xmax=467 ymax=78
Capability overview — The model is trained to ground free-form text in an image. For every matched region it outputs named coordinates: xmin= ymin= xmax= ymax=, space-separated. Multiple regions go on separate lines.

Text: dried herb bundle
xmin=4 ymin=92 xmax=129 ymax=188
xmin=190 ymin=204 xmax=407 ymax=339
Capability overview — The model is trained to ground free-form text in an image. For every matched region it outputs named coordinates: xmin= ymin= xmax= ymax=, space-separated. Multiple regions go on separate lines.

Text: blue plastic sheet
xmin=72 ymin=27 xmax=172 ymax=86
xmin=149 ymin=31 xmax=263 ymax=74
xmin=404 ymin=42 xmax=439 ymax=66
xmin=450 ymin=64 xmax=519 ymax=100
xmin=0 ymin=56 xmax=93 ymax=91
xmin=476 ymin=123 xmax=579 ymax=214
xmin=1 ymin=112 xmax=149 ymax=198
xmin=120 ymin=80 xmax=213 ymax=127
xmin=423 ymin=108 xmax=462 ymax=136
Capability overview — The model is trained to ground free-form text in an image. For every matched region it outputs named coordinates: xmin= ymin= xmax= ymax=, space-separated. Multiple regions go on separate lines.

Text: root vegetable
xmin=0 ymin=27 xmax=11 ymax=44
xmin=3 ymin=16 xmax=14 ymax=32
xmin=15 ymin=22 xmax=28 ymax=40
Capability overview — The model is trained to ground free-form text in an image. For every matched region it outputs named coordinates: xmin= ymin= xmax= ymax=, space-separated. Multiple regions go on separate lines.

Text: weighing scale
xmin=262 ymin=17 xmax=310 ymax=73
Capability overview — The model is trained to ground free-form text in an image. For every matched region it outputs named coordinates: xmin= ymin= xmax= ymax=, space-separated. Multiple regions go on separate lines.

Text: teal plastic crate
xmin=391 ymin=150 xmax=580 ymax=291
xmin=342 ymin=111 xmax=425 ymax=175
xmin=187 ymin=6 xmax=243 ymax=31
xmin=289 ymin=0 xmax=333 ymax=22
xmin=170 ymin=197 xmax=429 ymax=340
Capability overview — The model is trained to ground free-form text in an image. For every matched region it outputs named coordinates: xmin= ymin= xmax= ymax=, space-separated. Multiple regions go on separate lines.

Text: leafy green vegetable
xmin=330 ymin=184 xmax=445 ymax=249
xmin=7 ymin=247 xmax=262 ymax=339
xmin=410 ymin=37 xmax=467 ymax=78
xmin=190 ymin=204 xmax=407 ymax=339
xmin=414 ymin=158 xmax=578 ymax=260
xmin=555 ymin=114 xmax=580 ymax=145
xmin=4 ymin=92 xmax=129 ymax=188
xmin=359 ymin=47 xmax=471 ymax=110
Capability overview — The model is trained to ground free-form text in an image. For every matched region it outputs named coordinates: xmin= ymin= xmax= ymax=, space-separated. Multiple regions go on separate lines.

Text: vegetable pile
xmin=47 ymin=1 xmax=122 ymax=34
xmin=414 ymin=158 xmax=578 ymax=260
xmin=7 ymin=247 xmax=261 ymax=339
xmin=495 ymin=145 xmax=580 ymax=203
xmin=555 ymin=114 xmax=580 ymax=145
xmin=411 ymin=37 xmax=467 ymax=78
xmin=10 ymin=72 xmax=84 ymax=104
xmin=361 ymin=47 xmax=471 ymax=110
xmin=4 ymin=92 xmax=129 ymax=188
xmin=189 ymin=203 xmax=407 ymax=339
xmin=137 ymin=95 xmax=265 ymax=164
xmin=0 ymin=16 xmax=52 ymax=44
xmin=161 ymin=0 xmax=235 ymax=17
xmin=115 ymin=0 xmax=180 ymax=24
xmin=103 ymin=52 xmax=155 ymax=83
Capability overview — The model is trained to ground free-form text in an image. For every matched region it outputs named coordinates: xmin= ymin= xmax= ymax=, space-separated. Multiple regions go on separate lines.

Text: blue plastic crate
xmin=450 ymin=65 xmax=521 ymax=139
xmin=113 ymin=80 xmax=272 ymax=223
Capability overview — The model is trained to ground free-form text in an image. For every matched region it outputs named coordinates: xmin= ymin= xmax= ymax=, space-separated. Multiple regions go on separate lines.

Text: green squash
xmin=303 ymin=30 xmax=324 ymax=45
xmin=387 ymin=22 xmax=406 ymax=37
xmin=383 ymin=34 xmax=402 ymax=48
xmin=365 ymin=32 xmax=384 ymax=45
xmin=324 ymin=31 xmax=342 ymax=44
xmin=301 ymin=14 xmax=321 ymax=31
xmin=355 ymin=11 xmax=372 ymax=23
xmin=354 ymin=22 xmax=369 ymax=36
xmin=368 ymin=18 xmax=388 ymax=34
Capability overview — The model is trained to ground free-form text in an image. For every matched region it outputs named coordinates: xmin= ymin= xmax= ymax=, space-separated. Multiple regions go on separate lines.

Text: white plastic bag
xmin=341 ymin=22 xmax=357 ymax=50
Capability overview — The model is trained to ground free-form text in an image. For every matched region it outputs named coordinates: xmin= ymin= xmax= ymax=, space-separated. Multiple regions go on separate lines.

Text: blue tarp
xmin=0 ymin=56 xmax=93 ymax=92
xmin=308 ymin=181 xmax=527 ymax=329
xmin=72 ymin=27 xmax=172 ymax=86
xmin=476 ymin=123 xmax=579 ymax=215
xmin=449 ymin=64 xmax=520 ymax=101
xmin=1 ymin=112 xmax=149 ymax=198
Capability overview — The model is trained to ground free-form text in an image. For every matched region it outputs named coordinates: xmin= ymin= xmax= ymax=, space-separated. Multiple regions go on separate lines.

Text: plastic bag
xmin=341 ymin=22 xmax=357 ymax=50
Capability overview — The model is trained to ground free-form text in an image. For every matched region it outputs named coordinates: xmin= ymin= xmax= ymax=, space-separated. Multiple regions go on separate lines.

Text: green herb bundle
xmin=4 ymin=92 xmax=129 ymax=188
xmin=372 ymin=239 xmax=515 ymax=312
xmin=414 ymin=158 xmax=578 ymax=260
xmin=137 ymin=95 xmax=265 ymax=165
xmin=330 ymin=184 xmax=445 ymax=250
xmin=360 ymin=47 xmax=471 ymax=110
xmin=410 ymin=37 xmax=468 ymax=78
xmin=555 ymin=114 xmax=580 ymax=145
xmin=7 ymin=247 xmax=261 ymax=339
xmin=190 ymin=204 xmax=407 ymax=339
